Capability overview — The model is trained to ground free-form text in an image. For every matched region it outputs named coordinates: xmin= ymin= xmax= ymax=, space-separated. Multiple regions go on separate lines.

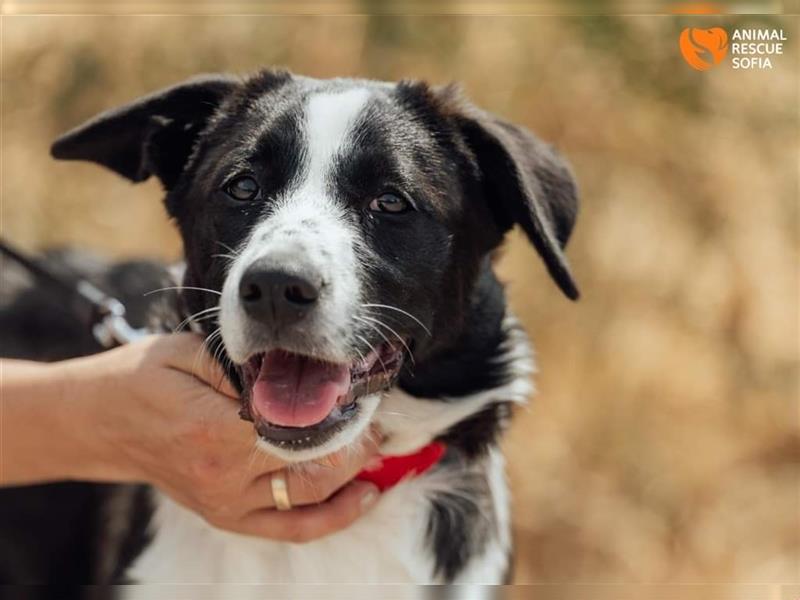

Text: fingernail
xmin=363 ymin=456 xmax=384 ymax=471
xmin=360 ymin=485 xmax=380 ymax=511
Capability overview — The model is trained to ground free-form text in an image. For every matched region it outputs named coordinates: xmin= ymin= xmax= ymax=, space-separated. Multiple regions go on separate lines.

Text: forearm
xmin=0 ymin=358 xmax=105 ymax=485
xmin=0 ymin=336 xmax=382 ymax=540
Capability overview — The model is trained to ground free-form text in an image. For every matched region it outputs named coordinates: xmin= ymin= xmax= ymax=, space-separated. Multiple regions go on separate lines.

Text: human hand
xmin=50 ymin=334 xmax=381 ymax=541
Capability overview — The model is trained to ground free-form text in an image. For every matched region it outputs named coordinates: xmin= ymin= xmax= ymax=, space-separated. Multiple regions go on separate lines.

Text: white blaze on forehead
xmin=219 ymin=87 xmax=373 ymax=366
xmin=302 ymin=87 xmax=372 ymax=190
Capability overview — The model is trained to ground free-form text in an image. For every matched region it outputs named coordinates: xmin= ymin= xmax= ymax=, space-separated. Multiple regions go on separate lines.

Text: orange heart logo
xmin=679 ymin=27 xmax=729 ymax=70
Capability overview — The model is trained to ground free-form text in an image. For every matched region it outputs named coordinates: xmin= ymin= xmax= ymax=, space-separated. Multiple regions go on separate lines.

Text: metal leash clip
xmin=1 ymin=238 xmax=150 ymax=349
xmin=76 ymin=280 xmax=149 ymax=348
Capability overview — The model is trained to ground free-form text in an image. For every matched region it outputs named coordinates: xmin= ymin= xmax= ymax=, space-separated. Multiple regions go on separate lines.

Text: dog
xmin=1 ymin=68 xmax=579 ymax=590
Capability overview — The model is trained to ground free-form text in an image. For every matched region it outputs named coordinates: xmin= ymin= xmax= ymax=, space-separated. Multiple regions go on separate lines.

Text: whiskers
xmin=355 ymin=312 xmax=416 ymax=365
xmin=211 ymin=240 xmax=243 ymax=264
xmin=189 ymin=325 xmax=235 ymax=398
xmin=353 ymin=332 xmax=389 ymax=378
xmin=360 ymin=303 xmax=431 ymax=337
xmin=174 ymin=306 xmax=221 ymax=333
xmin=214 ymin=240 xmax=240 ymax=255
xmin=144 ymin=285 xmax=222 ymax=297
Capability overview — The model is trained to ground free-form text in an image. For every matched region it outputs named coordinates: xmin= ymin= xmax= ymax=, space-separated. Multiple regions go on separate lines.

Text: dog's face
xmin=52 ymin=70 xmax=579 ymax=461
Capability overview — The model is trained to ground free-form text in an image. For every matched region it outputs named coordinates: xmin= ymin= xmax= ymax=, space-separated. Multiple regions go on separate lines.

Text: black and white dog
xmin=5 ymin=69 xmax=579 ymax=588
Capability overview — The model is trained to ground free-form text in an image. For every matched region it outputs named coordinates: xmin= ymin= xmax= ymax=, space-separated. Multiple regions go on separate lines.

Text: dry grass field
xmin=2 ymin=8 xmax=798 ymax=591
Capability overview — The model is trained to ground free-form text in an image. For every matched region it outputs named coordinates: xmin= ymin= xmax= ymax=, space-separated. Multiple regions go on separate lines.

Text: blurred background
xmin=1 ymin=4 xmax=798 ymax=588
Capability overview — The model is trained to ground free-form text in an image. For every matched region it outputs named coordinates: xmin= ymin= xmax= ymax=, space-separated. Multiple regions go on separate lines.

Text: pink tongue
xmin=251 ymin=351 xmax=351 ymax=427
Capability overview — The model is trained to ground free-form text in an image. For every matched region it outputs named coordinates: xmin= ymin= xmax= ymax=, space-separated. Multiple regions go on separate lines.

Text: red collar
xmin=356 ymin=442 xmax=446 ymax=492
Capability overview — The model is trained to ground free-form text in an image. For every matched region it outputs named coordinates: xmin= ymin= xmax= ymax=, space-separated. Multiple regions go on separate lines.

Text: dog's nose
xmin=239 ymin=266 xmax=319 ymax=325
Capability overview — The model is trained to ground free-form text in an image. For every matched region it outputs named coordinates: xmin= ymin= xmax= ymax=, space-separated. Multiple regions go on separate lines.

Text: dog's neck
xmin=400 ymin=262 xmax=514 ymax=399
xmin=382 ymin=263 xmax=532 ymax=460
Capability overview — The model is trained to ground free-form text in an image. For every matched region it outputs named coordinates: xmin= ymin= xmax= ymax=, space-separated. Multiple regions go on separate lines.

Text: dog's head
xmin=52 ymin=70 xmax=578 ymax=461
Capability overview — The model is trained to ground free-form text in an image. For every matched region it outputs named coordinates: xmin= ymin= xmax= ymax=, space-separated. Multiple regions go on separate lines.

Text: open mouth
xmin=238 ymin=341 xmax=405 ymax=449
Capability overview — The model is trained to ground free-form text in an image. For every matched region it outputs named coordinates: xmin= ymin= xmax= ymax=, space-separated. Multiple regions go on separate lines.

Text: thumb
xmin=159 ymin=333 xmax=239 ymax=399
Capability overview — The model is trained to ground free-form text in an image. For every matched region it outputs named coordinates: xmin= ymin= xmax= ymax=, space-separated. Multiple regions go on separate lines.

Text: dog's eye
xmin=226 ymin=176 xmax=260 ymax=202
xmin=369 ymin=193 xmax=412 ymax=214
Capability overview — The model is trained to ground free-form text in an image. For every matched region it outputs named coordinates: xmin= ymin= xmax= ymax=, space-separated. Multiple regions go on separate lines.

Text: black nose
xmin=239 ymin=266 xmax=319 ymax=326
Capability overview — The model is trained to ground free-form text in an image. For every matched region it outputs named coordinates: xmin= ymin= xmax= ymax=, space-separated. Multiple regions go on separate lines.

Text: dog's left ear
xmin=51 ymin=74 xmax=240 ymax=189
xmin=445 ymin=91 xmax=580 ymax=300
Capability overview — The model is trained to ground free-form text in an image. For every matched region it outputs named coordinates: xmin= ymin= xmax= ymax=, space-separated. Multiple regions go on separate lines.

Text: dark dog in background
xmin=0 ymin=251 xmax=173 ymax=594
xmin=0 ymin=69 xmax=579 ymax=591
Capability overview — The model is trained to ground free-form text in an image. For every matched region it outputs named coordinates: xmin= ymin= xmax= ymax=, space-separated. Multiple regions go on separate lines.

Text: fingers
xmin=238 ymin=480 xmax=380 ymax=542
xmin=155 ymin=333 xmax=238 ymax=399
xmin=243 ymin=434 xmax=382 ymax=510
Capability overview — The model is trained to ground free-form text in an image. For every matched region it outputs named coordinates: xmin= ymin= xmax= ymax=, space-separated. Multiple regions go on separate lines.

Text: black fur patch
xmin=425 ymin=453 xmax=498 ymax=582
xmin=0 ymin=252 xmax=168 ymax=587
xmin=109 ymin=486 xmax=155 ymax=583
xmin=399 ymin=260 xmax=513 ymax=400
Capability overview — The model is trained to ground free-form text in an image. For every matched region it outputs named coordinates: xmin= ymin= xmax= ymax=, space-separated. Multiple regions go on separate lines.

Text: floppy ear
xmin=50 ymin=75 xmax=239 ymax=189
xmin=452 ymin=100 xmax=580 ymax=300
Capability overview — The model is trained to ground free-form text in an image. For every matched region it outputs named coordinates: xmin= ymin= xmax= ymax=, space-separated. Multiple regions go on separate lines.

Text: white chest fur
xmin=123 ymin=448 xmax=510 ymax=592
xmin=123 ymin=316 xmax=532 ymax=592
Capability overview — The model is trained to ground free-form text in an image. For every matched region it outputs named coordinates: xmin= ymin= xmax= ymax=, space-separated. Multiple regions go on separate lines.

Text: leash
xmin=0 ymin=238 xmax=148 ymax=348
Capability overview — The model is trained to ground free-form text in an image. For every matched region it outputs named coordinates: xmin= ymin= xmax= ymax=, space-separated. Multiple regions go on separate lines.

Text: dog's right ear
xmin=51 ymin=75 xmax=240 ymax=189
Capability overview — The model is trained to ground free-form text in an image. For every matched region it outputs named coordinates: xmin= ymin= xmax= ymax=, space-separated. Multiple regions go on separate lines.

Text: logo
xmin=679 ymin=27 xmax=729 ymax=70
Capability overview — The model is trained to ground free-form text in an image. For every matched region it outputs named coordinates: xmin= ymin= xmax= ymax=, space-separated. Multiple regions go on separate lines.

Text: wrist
xmin=1 ymin=359 xmax=100 ymax=484
xmin=42 ymin=359 xmax=105 ymax=481
xmin=49 ymin=356 xmax=138 ymax=482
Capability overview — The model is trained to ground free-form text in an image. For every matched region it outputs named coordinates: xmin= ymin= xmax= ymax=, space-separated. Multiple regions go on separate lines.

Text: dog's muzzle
xmin=237 ymin=343 xmax=405 ymax=449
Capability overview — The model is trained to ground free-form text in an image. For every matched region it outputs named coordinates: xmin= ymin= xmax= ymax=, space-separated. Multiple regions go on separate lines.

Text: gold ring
xmin=270 ymin=471 xmax=292 ymax=511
